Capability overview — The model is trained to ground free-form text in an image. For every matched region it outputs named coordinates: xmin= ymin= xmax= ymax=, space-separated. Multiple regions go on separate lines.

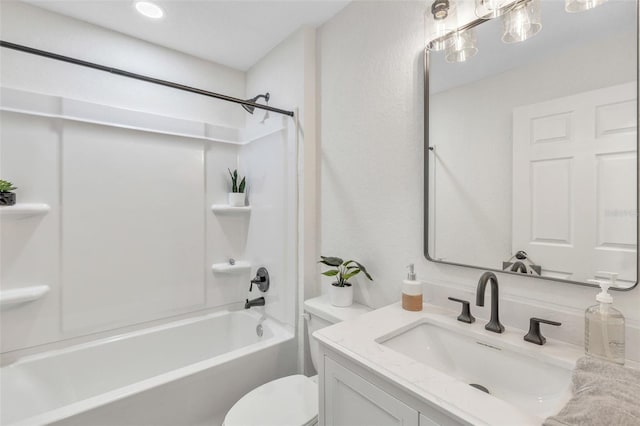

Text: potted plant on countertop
xmin=319 ymin=256 xmax=373 ymax=307
xmin=0 ymin=180 xmax=17 ymax=206
xmin=227 ymin=168 xmax=246 ymax=207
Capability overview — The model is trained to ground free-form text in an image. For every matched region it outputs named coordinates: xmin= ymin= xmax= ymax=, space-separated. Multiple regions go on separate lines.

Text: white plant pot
xmin=328 ymin=283 xmax=353 ymax=307
xmin=228 ymin=192 xmax=246 ymax=207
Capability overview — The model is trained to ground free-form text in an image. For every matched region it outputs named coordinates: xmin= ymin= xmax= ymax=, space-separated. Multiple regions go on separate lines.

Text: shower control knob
xmin=249 ymin=267 xmax=270 ymax=293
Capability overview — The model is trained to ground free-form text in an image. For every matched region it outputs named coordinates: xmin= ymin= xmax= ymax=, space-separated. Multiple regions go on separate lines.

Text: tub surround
xmin=315 ymin=303 xmax=590 ymax=426
xmin=1 ymin=1 xmax=300 ymax=359
xmin=0 ymin=86 xmax=296 ymax=355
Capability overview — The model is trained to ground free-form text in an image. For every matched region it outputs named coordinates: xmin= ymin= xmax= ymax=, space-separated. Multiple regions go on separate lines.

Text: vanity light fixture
xmin=565 ymin=0 xmax=608 ymax=13
xmin=501 ymin=0 xmax=542 ymax=43
xmin=134 ymin=1 xmax=164 ymax=19
xmin=445 ymin=28 xmax=478 ymax=63
xmin=425 ymin=0 xmax=458 ymax=51
xmin=474 ymin=0 xmax=515 ymax=19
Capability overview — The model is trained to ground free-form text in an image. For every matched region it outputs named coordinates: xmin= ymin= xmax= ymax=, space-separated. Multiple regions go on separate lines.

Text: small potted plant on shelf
xmin=319 ymin=256 xmax=373 ymax=307
xmin=0 ymin=180 xmax=17 ymax=206
xmin=227 ymin=168 xmax=246 ymax=207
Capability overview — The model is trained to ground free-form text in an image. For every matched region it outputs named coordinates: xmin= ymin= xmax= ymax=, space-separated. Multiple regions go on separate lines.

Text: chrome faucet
xmin=475 ymin=272 xmax=505 ymax=333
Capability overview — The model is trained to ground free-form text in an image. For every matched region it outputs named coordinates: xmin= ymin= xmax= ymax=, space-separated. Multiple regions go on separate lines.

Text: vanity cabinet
xmin=324 ymin=357 xmax=419 ymax=426
xmin=320 ymin=349 xmax=466 ymax=426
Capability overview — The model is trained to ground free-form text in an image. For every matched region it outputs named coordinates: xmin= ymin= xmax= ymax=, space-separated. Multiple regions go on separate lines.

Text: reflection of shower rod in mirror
xmin=0 ymin=40 xmax=294 ymax=117
xmin=502 ymin=251 xmax=542 ymax=276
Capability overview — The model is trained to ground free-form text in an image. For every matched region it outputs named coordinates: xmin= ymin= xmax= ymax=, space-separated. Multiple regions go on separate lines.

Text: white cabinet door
xmin=324 ymin=357 xmax=419 ymax=426
xmin=513 ymin=82 xmax=637 ymax=285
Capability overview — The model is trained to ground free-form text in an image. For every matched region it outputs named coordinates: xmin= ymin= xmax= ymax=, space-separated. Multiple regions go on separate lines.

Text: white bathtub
xmin=1 ymin=310 xmax=295 ymax=426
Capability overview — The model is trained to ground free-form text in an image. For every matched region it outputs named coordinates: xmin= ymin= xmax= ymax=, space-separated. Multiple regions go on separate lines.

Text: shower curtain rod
xmin=0 ymin=40 xmax=295 ymax=117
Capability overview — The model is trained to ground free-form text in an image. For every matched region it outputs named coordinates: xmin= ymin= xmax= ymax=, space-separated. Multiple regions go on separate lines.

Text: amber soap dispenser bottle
xmin=402 ymin=264 xmax=423 ymax=311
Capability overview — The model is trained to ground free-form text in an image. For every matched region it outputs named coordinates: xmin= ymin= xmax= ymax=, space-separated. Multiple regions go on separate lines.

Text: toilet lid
xmin=224 ymin=375 xmax=318 ymax=426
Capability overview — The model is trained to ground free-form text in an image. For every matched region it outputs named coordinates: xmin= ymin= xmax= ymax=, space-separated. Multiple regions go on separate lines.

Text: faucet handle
xmin=448 ymin=297 xmax=475 ymax=324
xmin=524 ymin=317 xmax=561 ymax=345
xmin=249 ymin=267 xmax=270 ymax=293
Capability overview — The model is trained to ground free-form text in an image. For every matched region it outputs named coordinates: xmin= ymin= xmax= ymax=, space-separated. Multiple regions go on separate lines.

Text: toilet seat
xmin=223 ymin=375 xmax=318 ymax=426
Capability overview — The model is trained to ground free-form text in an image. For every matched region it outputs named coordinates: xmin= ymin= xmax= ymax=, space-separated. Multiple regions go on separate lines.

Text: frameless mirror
xmin=425 ymin=0 xmax=638 ymax=289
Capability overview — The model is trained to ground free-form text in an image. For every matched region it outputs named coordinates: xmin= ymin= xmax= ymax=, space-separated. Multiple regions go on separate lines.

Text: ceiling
xmin=23 ymin=0 xmax=350 ymax=71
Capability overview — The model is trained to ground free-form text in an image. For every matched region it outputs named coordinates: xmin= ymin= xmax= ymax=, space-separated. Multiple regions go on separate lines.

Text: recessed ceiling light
xmin=134 ymin=1 xmax=164 ymax=19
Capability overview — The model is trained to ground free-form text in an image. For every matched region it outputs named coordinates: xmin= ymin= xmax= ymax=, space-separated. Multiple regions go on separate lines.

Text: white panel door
xmin=513 ymin=82 xmax=637 ymax=284
xmin=324 ymin=357 xmax=419 ymax=426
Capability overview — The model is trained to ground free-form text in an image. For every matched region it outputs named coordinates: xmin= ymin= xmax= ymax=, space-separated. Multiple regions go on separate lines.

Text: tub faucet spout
xmin=245 ymin=297 xmax=265 ymax=309
xmin=476 ymin=272 xmax=505 ymax=333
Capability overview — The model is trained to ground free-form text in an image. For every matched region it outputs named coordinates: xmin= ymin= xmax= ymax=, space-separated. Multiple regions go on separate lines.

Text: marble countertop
xmin=314 ymin=302 xmax=586 ymax=426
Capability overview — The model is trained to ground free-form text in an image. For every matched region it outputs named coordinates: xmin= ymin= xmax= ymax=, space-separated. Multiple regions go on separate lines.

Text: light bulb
xmin=502 ymin=0 xmax=541 ymax=44
xmin=445 ymin=29 xmax=478 ymax=63
xmin=475 ymin=0 xmax=515 ymax=19
xmin=565 ymin=0 xmax=608 ymax=13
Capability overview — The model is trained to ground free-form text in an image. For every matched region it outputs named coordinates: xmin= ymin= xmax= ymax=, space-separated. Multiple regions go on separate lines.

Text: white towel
xmin=544 ymin=356 xmax=640 ymax=426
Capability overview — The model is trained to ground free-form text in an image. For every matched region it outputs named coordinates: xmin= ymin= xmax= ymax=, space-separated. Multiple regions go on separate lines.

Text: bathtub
xmin=1 ymin=309 xmax=295 ymax=426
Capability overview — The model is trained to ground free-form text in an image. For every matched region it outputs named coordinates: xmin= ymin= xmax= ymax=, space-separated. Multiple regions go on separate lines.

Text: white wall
xmin=318 ymin=1 xmax=425 ymax=308
xmin=318 ymin=1 xmax=640 ymax=361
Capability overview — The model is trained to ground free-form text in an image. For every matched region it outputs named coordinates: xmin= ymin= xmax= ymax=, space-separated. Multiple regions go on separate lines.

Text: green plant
xmin=0 ymin=180 xmax=17 ymax=193
xmin=319 ymin=256 xmax=373 ymax=287
xmin=228 ymin=169 xmax=246 ymax=193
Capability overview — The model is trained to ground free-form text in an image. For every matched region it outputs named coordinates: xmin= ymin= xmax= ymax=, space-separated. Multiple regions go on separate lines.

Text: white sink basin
xmin=378 ymin=321 xmax=573 ymax=418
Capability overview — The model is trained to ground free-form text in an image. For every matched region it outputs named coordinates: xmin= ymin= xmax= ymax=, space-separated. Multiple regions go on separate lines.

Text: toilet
xmin=223 ymin=295 xmax=371 ymax=426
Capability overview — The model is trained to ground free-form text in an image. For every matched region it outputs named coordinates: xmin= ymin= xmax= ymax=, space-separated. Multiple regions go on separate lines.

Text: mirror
xmin=425 ymin=0 xmax=638 ymax=289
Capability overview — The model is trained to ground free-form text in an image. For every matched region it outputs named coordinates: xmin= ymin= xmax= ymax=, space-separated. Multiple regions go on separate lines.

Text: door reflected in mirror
xmin=425 ymin=0 xmax=638 ymax=289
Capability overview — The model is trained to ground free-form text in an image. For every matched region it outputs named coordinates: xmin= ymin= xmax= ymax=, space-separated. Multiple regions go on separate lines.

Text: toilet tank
xmin=303 ymin=295 xmax=371 ymax=372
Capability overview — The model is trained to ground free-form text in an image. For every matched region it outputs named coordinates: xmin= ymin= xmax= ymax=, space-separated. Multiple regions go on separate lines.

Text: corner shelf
xmin=0 ymin=203 xmax=51 ymax=219
xmin=211 ymin=204 xmax=251 ymax=215
xmin=211 ymin=261 xmax=251 ymax=274
xmin=0 ymin=285 xmax=50 ymax=308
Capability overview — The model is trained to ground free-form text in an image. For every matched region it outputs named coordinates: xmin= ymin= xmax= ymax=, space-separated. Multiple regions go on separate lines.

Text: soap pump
xmin=402 ymin=264 xmax=423 ymax=312
xmin=585 ymin=273 xmax=625 ymax=365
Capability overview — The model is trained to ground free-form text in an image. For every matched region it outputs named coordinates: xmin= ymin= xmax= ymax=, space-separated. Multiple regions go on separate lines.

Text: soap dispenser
xmin=585 ymin=273 xmax=625 ymax=365
xmin=402 ymin=264 xmax=423 ymax=312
